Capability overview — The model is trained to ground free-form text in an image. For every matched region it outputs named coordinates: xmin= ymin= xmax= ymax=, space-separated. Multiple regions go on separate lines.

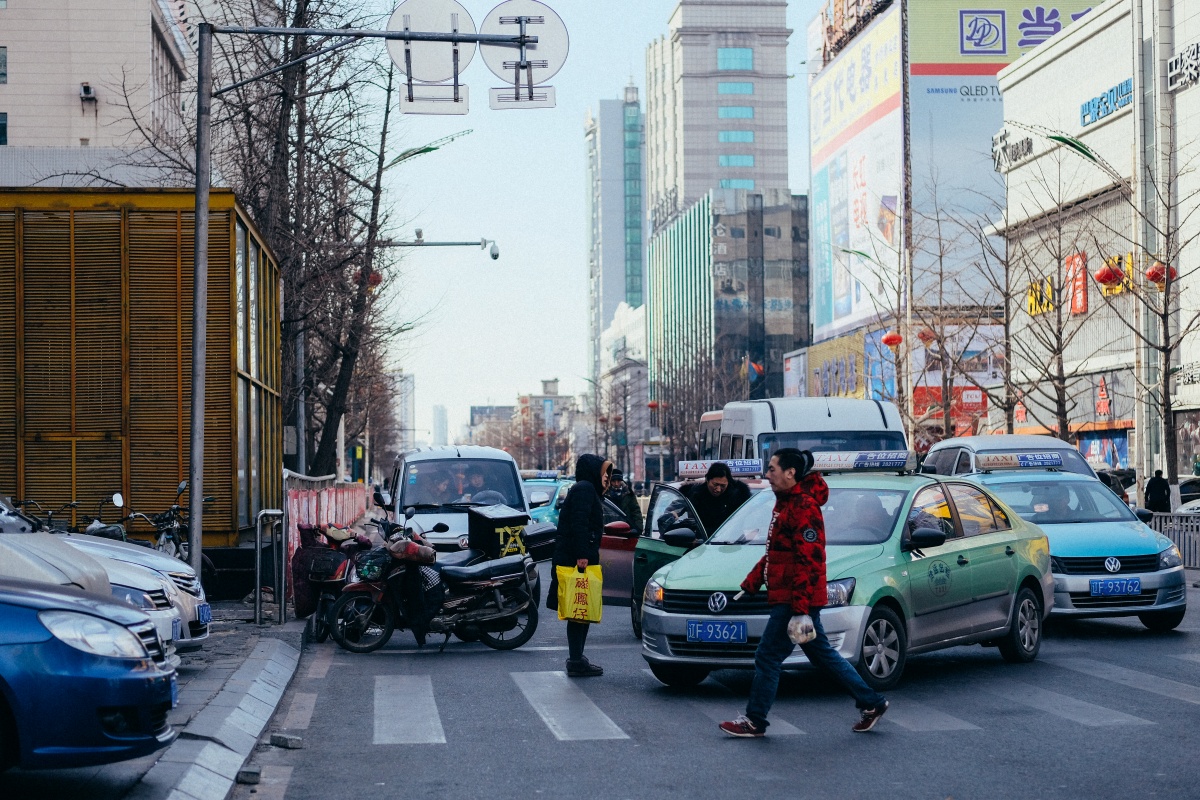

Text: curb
xmin=127 ymin=637 xmax=301 ymax=800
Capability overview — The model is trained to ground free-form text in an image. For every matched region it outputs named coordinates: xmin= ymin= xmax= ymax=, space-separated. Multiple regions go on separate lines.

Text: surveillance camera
xmin=489 ymin=242 xmax=500 ymax=260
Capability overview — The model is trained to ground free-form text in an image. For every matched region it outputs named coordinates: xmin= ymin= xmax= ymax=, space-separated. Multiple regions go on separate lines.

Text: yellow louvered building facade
xmin=0 ymin=188 xmax=282 ymax=547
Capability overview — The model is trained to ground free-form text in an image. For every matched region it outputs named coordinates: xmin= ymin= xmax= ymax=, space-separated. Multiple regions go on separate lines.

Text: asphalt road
xmin=236 ymin=566 xmax=1200 ymax=800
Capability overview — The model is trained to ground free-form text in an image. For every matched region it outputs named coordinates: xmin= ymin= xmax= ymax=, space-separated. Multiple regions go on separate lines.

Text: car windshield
xmin=976 ymin=448 xmax=1093 ymax=476
xmin=758 ymin=431 xmax=907 ymax=462
xmin=707 ymin=487 xmax=907 ymax=545
xmin=985 ymin=480 xmax=1137 ymax=524
xmin=398 ymin=459 xmax=522 ymax=511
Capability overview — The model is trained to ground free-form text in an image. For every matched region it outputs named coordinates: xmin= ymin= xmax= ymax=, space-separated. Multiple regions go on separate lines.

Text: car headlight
xmin=1049 ymin=556 xmax=1065 ymax=574
xmin=112 ymin=585 xmax=155 ymax=609
xmin=643 ymin=579 xmax=664 ymax=609
xmin=1159 ymin=544 xmax=1183 ymax=570
xmin=38 ymin=610 xmax=149 ymax=659
xmin=826 ymin=578 xmax=855 ymax=607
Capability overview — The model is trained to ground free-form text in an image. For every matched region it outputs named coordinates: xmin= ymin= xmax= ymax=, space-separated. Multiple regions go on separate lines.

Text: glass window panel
xmin=908 ymin=485 xmax=960 ymax=539
xmin=719 ymin=154 xmax=755 ymax=167
xmin=235 ymin=223 xmax=246 ymax=372
xmin=0 ymin=47 xmax=7 ymax=84
xmin=947 ymin=484 xmax=1001 ymax=536
xmin=717 ymin=47 xmax=753 ymax=71
xmin=0 ymin=112 xmax=7 ymax=146
xmin=250 ymin=386 xmax=261 ymax=516
xmin=718 ymin=106 xmax=754 ymax=119
xmin=238 ymin=379 xmax=249 ymax=527
xmin=718 ymin=81 xmax=753 ymax=94
xmin=248 ymin=238 xmax=259 ymax=379
xmin=719 ymin=179 xmax=755 ymax=189
xmin=719 ymin=130 xmax=755 ymax=143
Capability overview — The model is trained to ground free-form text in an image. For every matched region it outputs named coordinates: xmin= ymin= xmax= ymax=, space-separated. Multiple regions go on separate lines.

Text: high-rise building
xmin=645 ymin=0 xmax=791 ymax=232
xmin=585 ymin=83 xmax=646 ymax=386
xmin=392 ymin=372 xmax=416 ymax=453
xmin=431 ymin=405 xmax=449 ymax=446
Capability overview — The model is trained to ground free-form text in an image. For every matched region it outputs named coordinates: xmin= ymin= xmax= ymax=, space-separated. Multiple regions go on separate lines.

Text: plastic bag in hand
xmin=787 ymin=614 xmax=815 ymax=645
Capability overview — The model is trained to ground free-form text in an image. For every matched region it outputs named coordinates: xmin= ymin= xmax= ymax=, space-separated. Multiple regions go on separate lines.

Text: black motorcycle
xmin=329 ymin=511 xmax=539 ymax=654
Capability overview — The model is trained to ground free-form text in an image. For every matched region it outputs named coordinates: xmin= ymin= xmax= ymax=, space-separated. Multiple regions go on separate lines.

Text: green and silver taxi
xmin=639 ymin=452 xmax=1054 ymax=690
xmin=961 ymin=452 xmax=1187 ymax=631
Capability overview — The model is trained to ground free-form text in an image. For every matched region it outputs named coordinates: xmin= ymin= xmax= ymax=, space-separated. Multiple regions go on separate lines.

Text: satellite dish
xmin=480 ymin=0 xmax=569 ymax=85
xmin=386 ymin=0 xmax=478 ymax=84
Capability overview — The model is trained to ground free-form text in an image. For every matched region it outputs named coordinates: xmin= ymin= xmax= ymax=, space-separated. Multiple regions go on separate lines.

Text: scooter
xmin=83 ymin=492 xmax=152 ymax=546
xmin=292 ymin=524 xmax=373 ymax=643
xmin=329 ymin=510 xmax=539 ymax=654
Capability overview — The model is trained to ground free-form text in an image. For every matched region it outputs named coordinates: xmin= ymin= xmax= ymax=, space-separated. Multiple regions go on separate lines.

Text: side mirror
xmin=432 ymin=522 xmax=450 ymax=533
xmin=907 ymin=527 xmax=947 ymax=550
xmin=176 ymin=480 xmax=188 ymax=497
xmin=662 ymin=528 xmax=697 ymax=548
xmin=919 ymin=464 xmax=938 ymax=475
xmin=404 ymin=507 xmax=416 ymax=520
xmin=529 ymin=491 xmax=551 ymax=508
xmin=554 ymin=495 xmax=566 ymax=510
xmin=203 ymin=495 xmax=216 ymax=504
xmin=604 ymin=520 xmax=632 ymax=537
xmin=1134 ymin=508 xmax=1154 ymax=523
xmin=112 ymin=492 xmax=124 ymax=508
xmin=373 ymin=488 xmax=394 ymax=510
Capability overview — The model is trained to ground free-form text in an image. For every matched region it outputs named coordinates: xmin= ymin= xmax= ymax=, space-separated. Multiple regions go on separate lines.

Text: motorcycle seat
xmin=438 ymin=554 xmax=527 ymax=583
xmin=432 ymin=549 xmax=481 ymax=571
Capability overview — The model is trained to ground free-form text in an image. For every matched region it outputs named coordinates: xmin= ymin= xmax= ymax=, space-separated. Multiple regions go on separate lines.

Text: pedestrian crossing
xmin=297 ymin=649 xmax=1200 ymax=745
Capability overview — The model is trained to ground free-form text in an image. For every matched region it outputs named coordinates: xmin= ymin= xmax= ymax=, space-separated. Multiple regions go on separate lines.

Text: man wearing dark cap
xmin=681 ymin=461 xmax=753 ymax=535
xmin=605 ymin=470 xmax=643 ymax=534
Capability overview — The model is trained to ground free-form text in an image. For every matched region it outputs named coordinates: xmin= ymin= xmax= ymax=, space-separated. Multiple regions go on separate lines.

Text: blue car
xmin=963 ymin=453 xmax=1187 ymax=631
xmin=521 ymin=475 xmax=572 ymax=527
xmin=0 ymin=579 xmax=177 ymax=771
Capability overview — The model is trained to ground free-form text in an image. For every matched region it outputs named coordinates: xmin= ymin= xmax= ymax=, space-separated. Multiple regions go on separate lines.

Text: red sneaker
xmin=719 ymin=716 xmax=765 ymax=738
xmin=852 ymin=701 xmax=889 ymax=733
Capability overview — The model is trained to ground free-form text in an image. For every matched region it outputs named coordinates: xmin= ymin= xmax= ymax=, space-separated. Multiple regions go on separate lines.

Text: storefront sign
xmin=807 ymin=331 xmax=865 ymax=399
xmin=1168 ymin=41 xmax=1200 ymax=93
xmin=1080 ymin=79 xmax=1133 ymax=127
xmin=992 ymin=129 xmax=1034 ymax=172
xmin=1065 ymin=252 xmax=1088 ymax=314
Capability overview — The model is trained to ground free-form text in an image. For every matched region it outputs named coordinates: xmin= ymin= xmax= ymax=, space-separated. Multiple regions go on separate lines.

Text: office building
xmin=645 ymin=0 xmax=791 ymax=232
xmin=392 ymin=372 xmax=416 ymax=453
xmin=585 ymin=83 xmax=646 ymax=386
xmin=431 ymin=405 xmax=448 ymax=446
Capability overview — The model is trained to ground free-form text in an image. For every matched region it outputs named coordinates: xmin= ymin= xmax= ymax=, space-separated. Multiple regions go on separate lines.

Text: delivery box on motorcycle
xmin=467 ymin=505 xmax=532 ymax=560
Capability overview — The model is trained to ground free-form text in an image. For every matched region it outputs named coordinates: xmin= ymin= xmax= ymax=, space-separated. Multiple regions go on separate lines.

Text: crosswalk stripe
xmin=1172 ymin=654 xmax=1200 ymax=665
xmin=511 ymin=671 xmax=629 ymax=741
xmin=1050 ymin=658 xmax=1200 ymax=705
xmin=373 ymin=675 xmax=446 ymax=744
xmin=883 ymin=700 xmax=980 ymax=732
xmin=281 ymin=691 xmax=318 ymax=730
xmin=641 ymin=669 xmax=804 ymax=734
xmin=305 ymin=647 xmax=334 ymax=679
xmin=983 ymin=680 xmax=1153 ymax=727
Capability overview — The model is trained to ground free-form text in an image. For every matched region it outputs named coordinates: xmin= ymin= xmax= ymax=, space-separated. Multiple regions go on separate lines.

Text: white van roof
xmin=401 ymin=446 xmax=517 ymax=464
xmin=722 ymin=398 xmax=903 ymax=433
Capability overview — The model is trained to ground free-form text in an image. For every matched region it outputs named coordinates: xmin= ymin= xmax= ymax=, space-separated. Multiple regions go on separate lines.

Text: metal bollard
xmin=255 ymin=509 xmax=284 ymax=625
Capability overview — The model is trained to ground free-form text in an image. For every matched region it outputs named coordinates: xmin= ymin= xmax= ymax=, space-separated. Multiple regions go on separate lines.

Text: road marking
xmin=883 ymin=700 xmax=980 ymax=732
xmin=251 ymin=766 xmax=293 ymax=800
xmin=305 ymin=647 xmax=334 ymax=679
xmin=1173 ymin=654 xmax=1200 ymax=665
xmin=511 ymin=671 xmax=629 ymax=741
xmin=374 ymin=675 xmax=446 ymax=745
xmin=642 ymin=669 xmax=804 ymax=735
xmin=281 ymin=691 xmax=317 ymax=730
xmin=984 ymin=680 xmax=1153 ymax=727
xmin=1050 ymin=658 xmax=1200 ymax=705
xmin=371 ymin=643 xmax=639 ymax=656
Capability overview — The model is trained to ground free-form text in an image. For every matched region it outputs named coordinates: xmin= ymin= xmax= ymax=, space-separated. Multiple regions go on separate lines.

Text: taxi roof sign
xmin=520 ymin=469 xmax=563 ymax=480
xmin=677 ymin=459 xmax=763 ymax=479
xmin=976 ymin=452 xmax=1064 ymax=471
xmin=811 ymin=451 xmax=916 ymax=473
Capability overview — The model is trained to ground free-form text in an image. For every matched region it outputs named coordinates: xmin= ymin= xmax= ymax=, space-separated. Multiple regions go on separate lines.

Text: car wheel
xmin=631 ymin=596 xmax=643 ymax=639
xmin=1138 ymin=607 xmax=1186 ymax=632
xmin=998 ymin=586 xmax=1043 ymax=663
xmin=648 ymin=662 xmax=709 ymax=688
xmin=856 ymin=605 xmax=907 ymax=691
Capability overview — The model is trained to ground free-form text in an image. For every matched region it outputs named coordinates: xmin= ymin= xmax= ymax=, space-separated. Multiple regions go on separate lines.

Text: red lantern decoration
xmin=523 ymin=436 xmax=532 ymax=443
xmin=881 ymin=330 xmax=903 ymax=353
xmin=598 ymin=416 xmax=608 ymax=424
xmin=537 ymin=431 xmax=545 ymax=438
xmin=917 ymin=328 xmax=936 ymax=345
xmin=1093 ymin=260 xmax=1123 ymax=287
xmin=1146 ymin=261 xmax=1176 ymax=288
xmin=647 ymin=401 xmax=659 ymax=410
xmin=548 ymin=430 xmax=557 ymax=437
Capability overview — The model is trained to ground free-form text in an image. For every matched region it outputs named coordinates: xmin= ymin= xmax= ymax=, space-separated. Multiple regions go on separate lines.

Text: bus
xmin=698 ymin=410 xmax=723 ymax=460
xmin=716 ymin=398 xmax=907 ymax=462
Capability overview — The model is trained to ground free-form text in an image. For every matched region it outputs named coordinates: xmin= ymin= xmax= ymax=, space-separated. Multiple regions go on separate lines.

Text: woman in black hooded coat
xmin=547 ymin=453 xmax=612 ymax=677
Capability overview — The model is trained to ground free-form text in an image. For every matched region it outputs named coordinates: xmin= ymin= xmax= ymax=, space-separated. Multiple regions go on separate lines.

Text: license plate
xmin=197 ymin=603 xmax=212 ymax=625
xmin=1090 ymin=577 xmax=1142 ymax=596
xmin=170 ymin=674 xmax=179 ymax=708
xmin=171 ymin=617 xmax=181 ymax=642
xmin=687 ymin=619 xmax=747 ymax=643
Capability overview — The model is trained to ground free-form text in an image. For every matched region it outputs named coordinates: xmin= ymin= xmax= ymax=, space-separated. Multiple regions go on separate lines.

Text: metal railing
xmin=1148 ymin=514 xmax=1200 ymax=568
xmin=254 ymin=508 xmax=285 ymax=625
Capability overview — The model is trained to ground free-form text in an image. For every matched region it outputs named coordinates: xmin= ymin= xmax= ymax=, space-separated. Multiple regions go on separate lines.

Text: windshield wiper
xmin=404 ymin=503 xmax=444 ymax=510
xmin=445 ymin=501 xmax=484 ymax=507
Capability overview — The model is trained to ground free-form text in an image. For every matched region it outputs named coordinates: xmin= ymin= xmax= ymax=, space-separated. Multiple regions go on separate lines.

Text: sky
xmin=376 ymin=0 xmax=824 ymax=443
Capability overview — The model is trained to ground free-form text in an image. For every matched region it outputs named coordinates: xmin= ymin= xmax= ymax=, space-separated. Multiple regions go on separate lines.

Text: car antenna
xmin=824 ymin=394 xmax=832 ymax=418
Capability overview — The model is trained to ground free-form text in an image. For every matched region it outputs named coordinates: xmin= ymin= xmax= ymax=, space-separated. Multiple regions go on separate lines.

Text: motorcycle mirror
xmin=432 ymin=522 xmax=450 ymax=533
xmin=404 ymin=507 xmax=416 ymax=520
xmin=68 ymin=501 xmax=78 ymax=508
xmin=112 ymin=493 xmax=124 ymax=508
xmin=177 ymin=480 xmax=188 ymax=496
xmin=203 ymin=495 xmax=216 ymax=503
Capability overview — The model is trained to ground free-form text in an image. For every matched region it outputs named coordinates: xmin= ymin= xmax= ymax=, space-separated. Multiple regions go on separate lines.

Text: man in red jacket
xmin=720 ymin=448 xmax=888 ymax=737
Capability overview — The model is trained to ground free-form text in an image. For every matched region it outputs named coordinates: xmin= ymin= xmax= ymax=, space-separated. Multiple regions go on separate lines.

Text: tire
xmin=998 ymin=586 xmax=1043 ymax=663
xmin=631 ymin=596 xmax=643 ymax=639
xmin=330 ymin=592 xmax=395 ymax=653
xmin=479 ymin=600 xmax=538 ymax=651
xmin=856 ymin=605 xmax=907 ymax=691
xmin=309 ymin=596 xmax=331 ymax=643
xmin=1139 ymin=607 xmax=1186 ymax=632
xmin=648 ymin=662 xmax=709 ymax=688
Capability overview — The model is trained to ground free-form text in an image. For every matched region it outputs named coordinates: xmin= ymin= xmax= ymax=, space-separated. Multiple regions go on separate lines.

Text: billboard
xmin=783 ymin=349 xmax=807 ymax=397
xmin=810 ymin=7 xmax=903 ymax=343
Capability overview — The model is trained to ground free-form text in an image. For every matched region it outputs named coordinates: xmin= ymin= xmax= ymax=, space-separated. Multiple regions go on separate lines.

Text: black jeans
xmin=566 ymin=620 xmax=590 ymax=661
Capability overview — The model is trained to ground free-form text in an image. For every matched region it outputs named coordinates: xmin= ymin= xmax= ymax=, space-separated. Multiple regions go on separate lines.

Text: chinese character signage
xmin=1169 ymin=41 xmax=1200 ymax=92
xmin=1064 ymin=252 xmax=1088 ymax=314
xmin=1080 ymin=79 xmax=1133 ymax=126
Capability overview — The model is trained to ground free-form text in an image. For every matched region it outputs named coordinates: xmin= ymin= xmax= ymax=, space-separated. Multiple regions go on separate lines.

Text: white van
xmin=717 ymin=398 xmax=908 ymax=462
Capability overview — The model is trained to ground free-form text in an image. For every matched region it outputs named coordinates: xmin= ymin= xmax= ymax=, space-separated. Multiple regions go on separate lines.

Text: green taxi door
xmin=903 ymin=484 xmax=978 ymax=647
xmin=944 ymin=482 xmax=1019 ymax=633
xmin=630 ymin=485 xmax=706 ymax=637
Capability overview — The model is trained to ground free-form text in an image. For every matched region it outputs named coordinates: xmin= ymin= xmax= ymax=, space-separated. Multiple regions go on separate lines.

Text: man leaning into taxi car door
xmin=720 ymin=448 xmax=889 ymax=738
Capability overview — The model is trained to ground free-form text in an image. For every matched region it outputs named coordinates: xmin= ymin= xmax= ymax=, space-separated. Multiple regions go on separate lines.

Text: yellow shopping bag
xmin=555 ymin=565 xmax=603 ymax=623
